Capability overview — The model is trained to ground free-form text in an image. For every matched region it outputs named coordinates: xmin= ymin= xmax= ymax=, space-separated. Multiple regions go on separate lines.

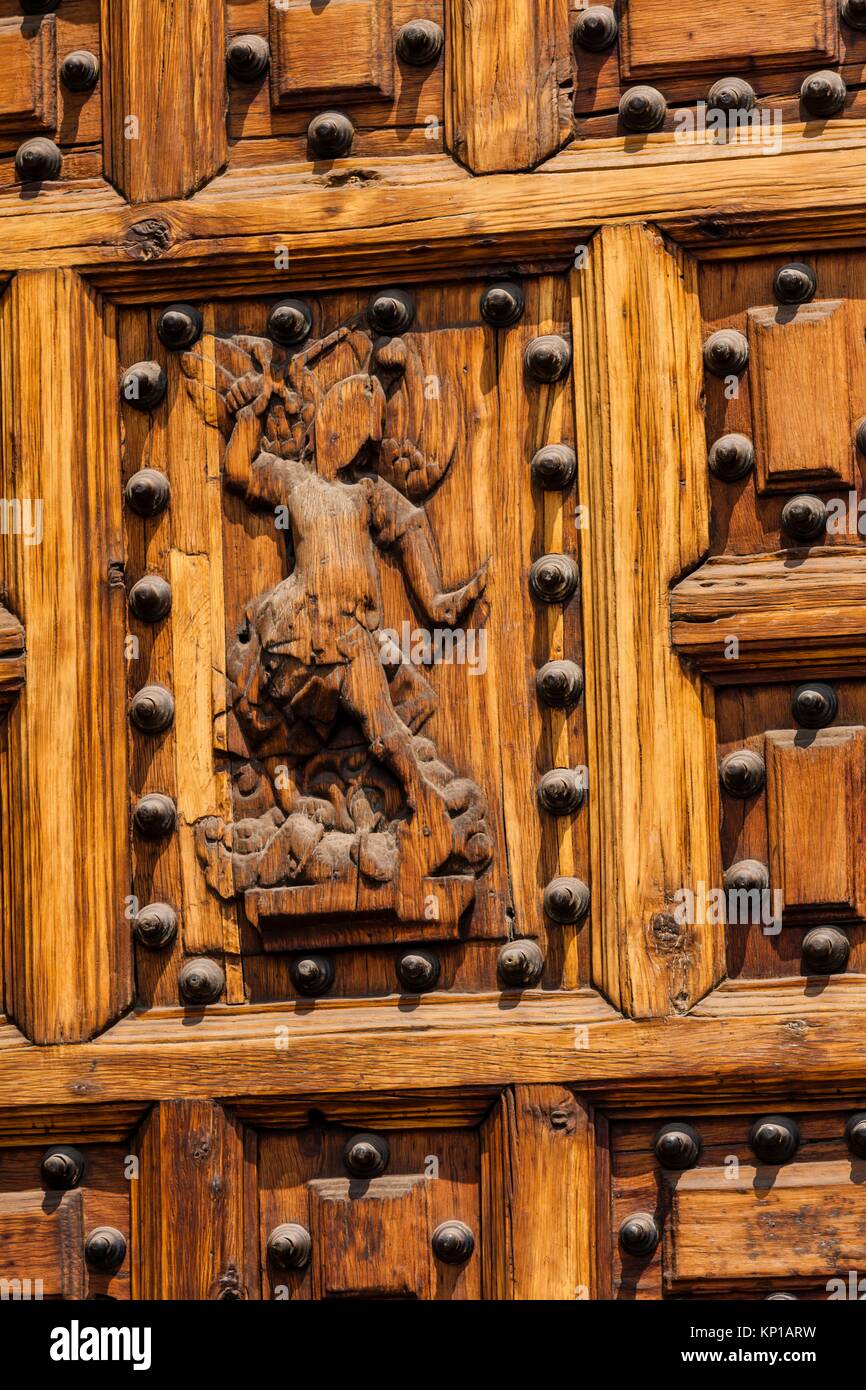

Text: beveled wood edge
xmin=3 ymin=126 xmax=866 ymax=276
xmin=1 ymin=982 xmax=865 ymax=1110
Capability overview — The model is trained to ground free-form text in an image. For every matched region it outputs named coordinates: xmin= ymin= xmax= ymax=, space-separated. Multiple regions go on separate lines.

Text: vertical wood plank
xmin=481 ymin=1085 xmax=596 ymax=1300
xmin=0 ymin=271 xmax=130 ymax=1043
xmin=101 ymin=0 xmax=227 ymax=203
xmin=135 ymin=1100 xmax=245 ymax=1300
xmin=445 ymin=0 xmax=571 ymax=173
xmin=572 ymin=225 xmax=724 ymax=1019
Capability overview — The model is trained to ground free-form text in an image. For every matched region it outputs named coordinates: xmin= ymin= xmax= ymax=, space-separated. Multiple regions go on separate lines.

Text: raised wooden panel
xmin=0 ymin=14 xmax=56 ymax=135
xmin=620 ymin=0 xmax=838 ymax=81
xmin=269 ymin=0 xmax=394 ymax=104
xmin=0 ymin=1189 xmax=84 ymax=1299
xmin=765 ymin=726 xmax=866 ymax=920
xmin=257 ymin=1123 xmax=480 ymax=1299
xmin=666 ymin=1161 xmax=866 ymax=1289
xmin=748 ymin=300 xmax=855 ymax=493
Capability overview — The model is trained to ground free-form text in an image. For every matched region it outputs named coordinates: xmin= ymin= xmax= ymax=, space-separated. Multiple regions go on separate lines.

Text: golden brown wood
xmin=101 ymin=0 xmax=227 ymax=203
xmin=269 ymin=0 xmax=394 ymax=104
xmin=765 ymin=727 xmax=866 ymax=919
xmin=0 ymin=271 xmax=130 ymax=1044
xmin=573 ymin=225 xmax=724 ymax=1018
xmin=445 ymin=0 xmax=571 ymax=172
xmin=0 ymin=14 xmax=56 ymax=135
xmin=135 ymin=1100 xmax=245 ymax=1300
xmin=666 ymin=1160 xmax=866 ymax=1289
xmin=620 ymin=0 xmax=837 ymax=80
xmin=0 ymin=602 xmax=24 ymax=717
xmin=748 ymin=300 xmax=855 ymax=492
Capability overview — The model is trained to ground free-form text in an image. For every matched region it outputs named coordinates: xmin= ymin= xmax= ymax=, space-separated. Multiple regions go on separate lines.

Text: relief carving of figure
xmin=181 ymin=315 xmax=493 ymax=929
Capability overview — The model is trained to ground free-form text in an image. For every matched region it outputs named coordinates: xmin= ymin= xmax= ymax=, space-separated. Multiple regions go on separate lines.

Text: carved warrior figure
xmin=181 ymin=318 xmax=493 ymax=927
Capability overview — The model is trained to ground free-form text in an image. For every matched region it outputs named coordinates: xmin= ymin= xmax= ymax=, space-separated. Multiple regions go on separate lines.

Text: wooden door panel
xmin=611 ymin=1108 xmax=866 ymax=1299
xmin=619 ymin=0 xmax=838 ymax=81
xmin=119 ymin=274 xmax=589 ymax=1008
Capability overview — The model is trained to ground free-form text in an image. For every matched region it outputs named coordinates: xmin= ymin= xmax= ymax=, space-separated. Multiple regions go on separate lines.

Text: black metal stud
xmin=125 ymin=468 xmax=171 ymax=517
xmin=856 ymin=418 xmax=866 ymax=456
xmin=396 ymin=949 xmax=440 ymax=994
xmin=524 ymin=335 xmax=572 ymax=383
xmin=843 ymin=0 xmax=866 ymax=30
xmin=480 ymin=281 xmax=525 ymax=327
xmin=708 ymin=433 xmax=754 ymax=481
xmin=619 ymin=85 xmax=666 ymax=132
xmin=618 ymin=1212 xmax=659 ymax=1257
xmin=707 ymin=76 xmax=756 ymax=115
xmin=60 ymin=50 xmax=100 ymax=92
xmin=719 ymin=749 xmax=766 ymax=798
xmin=749 ymin=1115 xmax=800 ymax=1164
xmin=85 ymin=1227 xmax=127 ymax=1272
xmin=121 ymin=361 xmax=167 ymax=412
xmin=802 ymin=925 xmax=850 ymax=976
xmin=781 ymin=494 xmax=828 ymax=542
xmin=128 ymin=575 xmax=172 ymax=623
xmin=537 ymin=767 xmax=585 ymax=816
xmin=536 ymin=659 xmax=583 ymax=709
xmin=267 ymin=298 xmax=312 ymax=347
xmin=723 ymin=859 xmax=769 ymax=893
xmin=773 ymin=262 xmax=817 ymax=305
xmin=267 ymin=1223 xmax=312 ymax=1270
xmin=574 ymin=5 xmax=618 ymax=51
xmin=845 ymin=1111 xmax=866 ymax=1158
xmin=130 ymin=684 xmax=175 ymax=735
xmin=543 ymin=876 xmax=590 ymax=925
xmin=290 ymin=954 xmax=334 ymax=997
xmin=308 ymin=110 xmax=354 ymax=158
xmin=431 ymin=1220 xmax=475 ymax=1263
xmin=801 ymin=70 xmax=847 ymax=117
xmin=132 ymin=902 xmax=178 ymax=950
xmin=497 ymin=939 xmax=544 ymax=988
xmin=530 ymin=444 xmax=577 ymax=490
xmin=41 ymin=1145 xmax=86 ymax=1190
xmin=344 ymin=1132 xmax=390 ymax=1178
xmin=703 ymin=328 xmax=749 ymax=377
xmin=766 ymin=1292 xmax=799 ymax=1300
xmin=368 ymin=288 xmax=414 ymax=334
xmin=179 ymin=956 xmax=225 ymax=1005
xmin=15 ymin=136 xmax=62 ymax=183
xmin=157 ymin=302 xmax=203 ymax=350
xmin=396 ymin=19 xmax=445 ymax=66
xmin=132 ymin=793 xmax=177 ymax=840
xmin=654 ymin=1122 xmax=701 ymax=1171
xmin=227 ymin=33 xmax=270 ymax=81
xmin=529 ymin=553 xmax=579 ymax=604
xmin=791 ymin=682 xmax=837 ymax=729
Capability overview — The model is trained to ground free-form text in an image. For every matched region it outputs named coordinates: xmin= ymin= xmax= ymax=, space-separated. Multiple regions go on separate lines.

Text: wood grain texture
xmin=269 ymin=0 xmax=394 ymax=104
xmin=134 ymin=1100 xmax=245 ymax=1299
xmin=482 ymin=1086 xmax=596 ymax=1299
xmin=0 ymin=271 xmax=130 ymax=1044
xmin=101 ymin=0 xmax=227 ymax=203
xmin=666 ymin=1160 xmax=866 ymax=1289
xmin=573 ymin=225 xmax=723 ymax=1018
xmin=748 ymin=300 xmax=854 ymax=493
xmin=0 ymin=13 xmax=56 ymax=135
xmin=620 ymin=0 xmax=837 ymax=80
xmin=445 ymin=0 xmax=572 ymax=173
xmin=671 ymin=549 xmax=866 ymax=680
xmin=0 ymin=602 xmax=24 ymax=716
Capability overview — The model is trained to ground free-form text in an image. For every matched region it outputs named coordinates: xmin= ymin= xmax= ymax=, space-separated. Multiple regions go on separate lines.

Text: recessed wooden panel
xmin=666 ymin=1161 xmax=866 ymax=1288
xmin=0 ymin=15 xmax=56 ymax=135
xmin=310 ymin=1175 xmax=430 ymax=1298
xmin=765 ymin=726 xmax=866 ymax=919
xmin=748 ymin=300 xmax=855 ymax=493
xmin=269 ymin=0 xmax=394 ymax=105
xmin=620 ymin=0 xmax=837 ymax=81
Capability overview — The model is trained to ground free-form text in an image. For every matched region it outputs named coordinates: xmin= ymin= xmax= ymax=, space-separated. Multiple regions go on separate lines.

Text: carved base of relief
xmin=245 ymin=876 xmax=477 ymax=952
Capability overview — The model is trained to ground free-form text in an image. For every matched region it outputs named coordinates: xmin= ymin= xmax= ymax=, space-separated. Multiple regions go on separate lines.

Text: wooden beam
xmin=445 ymin=0 xmax=571 ymax=173
xmin=482 ymin=1086 xmax=597 ymax=1299
xmin=0 ymin=271 xmax=131 ymax=1044
xmin=134 ymin=1100 xmax=245 ymax=1300
xmin=572 ymin=225 xmax=724 ymax=1018
xmin=101 ymin=0 xmax=227 ymax=203
xmin=671 ymin=548 xmax=866 ymax=681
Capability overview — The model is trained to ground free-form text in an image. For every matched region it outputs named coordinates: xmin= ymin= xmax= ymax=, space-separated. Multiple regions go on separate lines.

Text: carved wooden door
xmin=2 ymin=0 xmax=866 ymax=1316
